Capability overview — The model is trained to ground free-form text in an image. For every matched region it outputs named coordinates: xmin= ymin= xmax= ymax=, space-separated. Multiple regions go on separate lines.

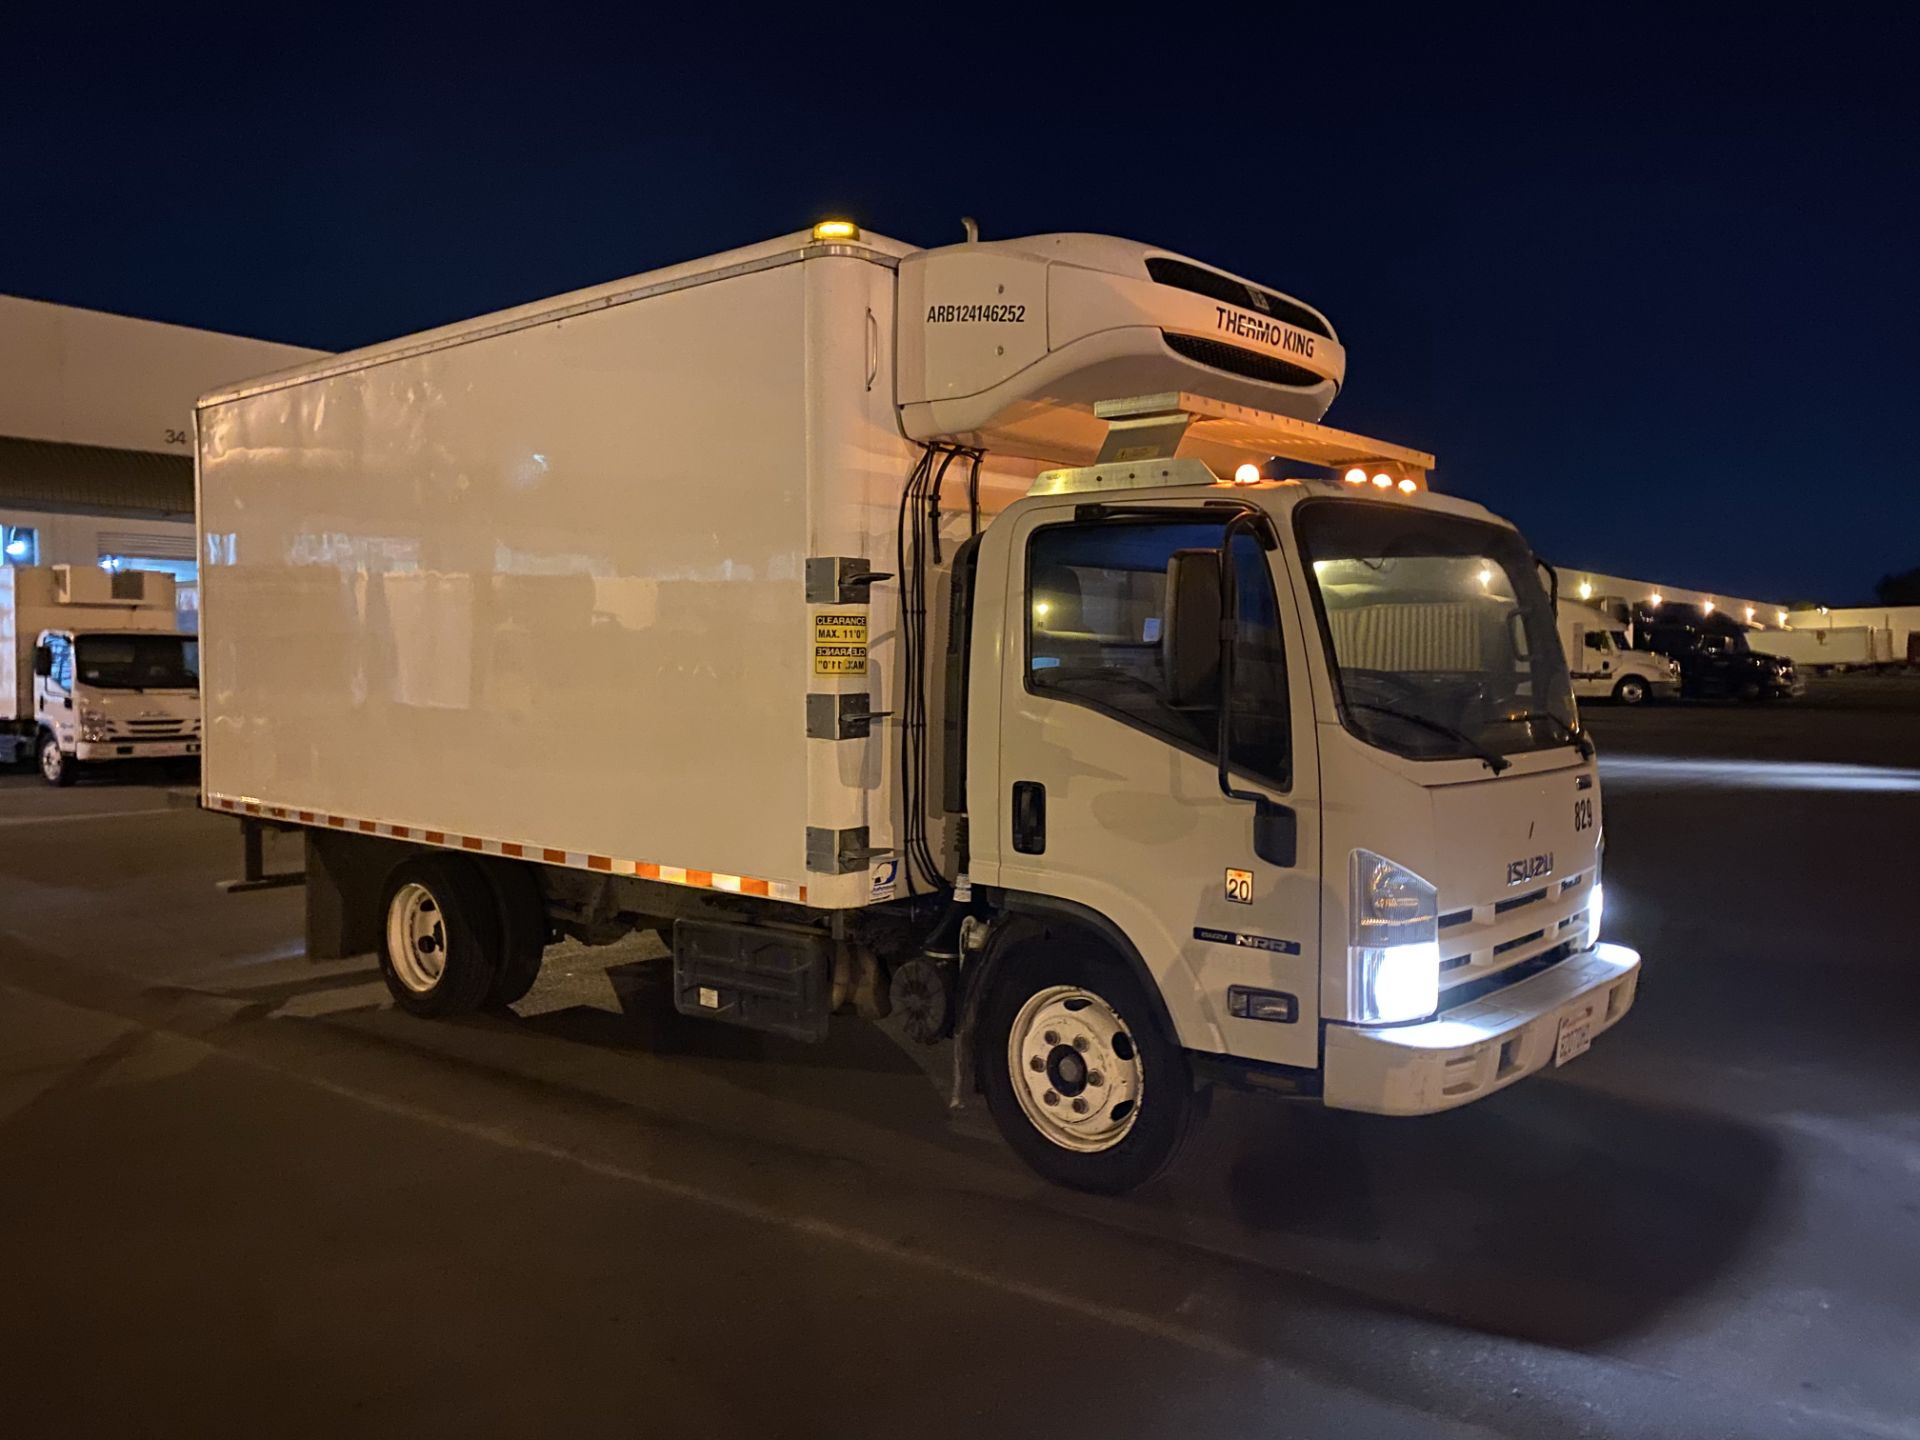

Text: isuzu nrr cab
xmin=1 ymin=564 xmax=201 ymax=785
xmin=197 ymin=223 xmax=1640 ymax=1192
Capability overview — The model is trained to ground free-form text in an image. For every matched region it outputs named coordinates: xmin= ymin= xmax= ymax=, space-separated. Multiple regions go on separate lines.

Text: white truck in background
xmin=197 ymin=223 xmax=1640 ymax=1193
xmin=1 ymin=565 xmax=201 ymax=785
xmin=1558 ymin=602 xmax=1678 ymax=705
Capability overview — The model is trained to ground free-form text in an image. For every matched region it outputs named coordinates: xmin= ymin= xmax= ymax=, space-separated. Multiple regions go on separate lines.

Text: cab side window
xmin=45 ymin=637 xmax=73 ymax=691
xmin=1026 ymin=519 xmax=1290 ymax=789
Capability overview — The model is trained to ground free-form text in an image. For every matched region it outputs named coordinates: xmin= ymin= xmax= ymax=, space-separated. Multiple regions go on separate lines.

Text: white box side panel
xmin=198 ymin=265 xmax=817 ymax=886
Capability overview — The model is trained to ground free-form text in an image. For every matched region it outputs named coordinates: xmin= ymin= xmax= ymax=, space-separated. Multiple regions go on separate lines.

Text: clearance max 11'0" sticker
xmin=813 ymin=612 xmax=868 ymax=676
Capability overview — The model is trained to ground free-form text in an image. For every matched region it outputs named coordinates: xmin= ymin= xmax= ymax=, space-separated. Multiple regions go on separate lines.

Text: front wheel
xmin=1737 ymin=678 xmax=1764 ymax=703
xmin=979 ymin=943 xmax=1203 ymax=1194
xmin=1613 ymin=675 xmax=1649 ymax=706
xmin=38 ymin=733 xmax=77 ymax=787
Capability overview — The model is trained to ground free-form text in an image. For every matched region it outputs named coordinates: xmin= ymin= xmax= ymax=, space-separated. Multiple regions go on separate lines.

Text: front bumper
xmin=75 ymin=739 xmax=201 ymax=761
xmin=1649 ymin=679 xmax=1681 ymax=699
xmin=1323 ymin=942 xmax=1641 ymax=1115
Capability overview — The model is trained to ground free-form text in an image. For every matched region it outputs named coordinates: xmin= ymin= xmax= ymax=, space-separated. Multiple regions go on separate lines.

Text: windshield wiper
xmin=1346 ymin=701 xmax=1511 ymax=773
xmin=1511 ymin=710 xmax=1594 ymax=759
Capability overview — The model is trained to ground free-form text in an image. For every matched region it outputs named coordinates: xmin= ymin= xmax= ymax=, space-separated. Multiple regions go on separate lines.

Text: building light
xmin=1702 ymin=600 xmax=1715 ymax=615
xmin=1577 ymin=581 xmax=1593 ymax=600
xmin=1745 ymin=606 xmax=1756 ymax=623
xmin=1649 ymin=592 xmax=1663 ymax=608
xmin=1777 ymin=610 xmax=1788 ymax=625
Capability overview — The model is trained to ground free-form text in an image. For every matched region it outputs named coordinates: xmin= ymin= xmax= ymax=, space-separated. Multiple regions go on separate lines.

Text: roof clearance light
xmin=1397 ymin=478 xmax=1417 ymax=494
xmin=1578 ymin=581 xmax=1593 ymax=600
xmin=1371 ymin=473 xmax=1393 ymax=489
xmin=811 ymin=219 xmax=860 ymax=241
xmin=1343 ymin=467 xmax=1367 ymax=485
xmin=1233 ymin=463 xmax=1261 ymax=485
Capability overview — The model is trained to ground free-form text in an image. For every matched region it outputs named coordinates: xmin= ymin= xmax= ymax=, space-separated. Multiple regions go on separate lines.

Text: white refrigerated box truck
xmin=1 ymin=564 xmax=201 ymax=785
xmin=197 ymin=223 xmax=1640 ymax=1192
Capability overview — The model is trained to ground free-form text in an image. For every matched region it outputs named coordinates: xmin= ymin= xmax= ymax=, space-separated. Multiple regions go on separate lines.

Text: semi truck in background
xmin=196 ymin=223 xmax=1640 ymax=1193
xmin=1558 ymin=602 xmax=1677 ymax=706
xmin=1632 ymin=602 xmax=1804 ymax=701
xmin=1 ymin=564 xmax=201 ymax=785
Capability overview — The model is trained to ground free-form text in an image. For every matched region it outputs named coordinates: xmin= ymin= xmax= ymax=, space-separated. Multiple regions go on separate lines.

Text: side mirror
xmin=1163 ymin=548 xmax=1222 ymax=709
xmin=32 ymin=644 xmax=51 ymax=678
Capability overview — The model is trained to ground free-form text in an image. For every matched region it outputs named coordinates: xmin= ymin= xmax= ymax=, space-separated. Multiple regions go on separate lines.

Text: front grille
xmin=1440 ymin=941 xmax=1578 ymax=1011
xmin=1144 ymin=258 xmax=1333 ymax=339
xmin=1495 ymin=887 xmax=1547 ymax=916
xmin=1161 ymin=332 xmax=1326 ymax=389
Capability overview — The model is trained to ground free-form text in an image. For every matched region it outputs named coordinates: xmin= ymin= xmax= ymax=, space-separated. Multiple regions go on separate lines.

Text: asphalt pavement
xmin=1 ymin=681 xmax=1916 ymax=1438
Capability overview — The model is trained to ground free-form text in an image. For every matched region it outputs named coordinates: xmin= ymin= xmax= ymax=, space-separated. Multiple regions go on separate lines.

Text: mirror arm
xmin=1212 ymin=508 xmax=1269 ymax=809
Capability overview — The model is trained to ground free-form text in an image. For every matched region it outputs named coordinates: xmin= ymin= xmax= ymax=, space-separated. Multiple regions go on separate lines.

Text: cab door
xmin=987 ymin=503 xmax=1323 ymax=1068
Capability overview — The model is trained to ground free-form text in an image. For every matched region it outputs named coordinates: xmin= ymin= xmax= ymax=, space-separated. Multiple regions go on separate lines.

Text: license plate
xmin=1554 ymin=998 xmax=1598 ymax=1066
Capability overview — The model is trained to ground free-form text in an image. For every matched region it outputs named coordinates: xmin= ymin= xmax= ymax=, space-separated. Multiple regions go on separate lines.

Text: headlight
xmin=78 ymin=707 xmax=112 ymax=741
xmin=1584 ymin=853 xmax=1604 ymax=950
xmin=1349 ymin=849 xmax=1440 ymax=1023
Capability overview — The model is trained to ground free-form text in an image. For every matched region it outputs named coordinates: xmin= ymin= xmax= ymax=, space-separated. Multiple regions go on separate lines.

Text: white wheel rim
xmin=1007 ymin=984 xmax=1143 ymax=1153
xmin=386 ymin=882 xmax=448 ymax=993
xmin=40 ymin=743 xmax=61 ymax=781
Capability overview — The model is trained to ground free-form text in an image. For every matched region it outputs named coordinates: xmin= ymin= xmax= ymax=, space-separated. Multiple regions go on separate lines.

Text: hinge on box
xmin=806 ymin=825 xmax=890 ymax=875
xmin=806 ymin=556 xmax=892 ymax=604
xmin=806 ymin=692 xmax=890 ymax=740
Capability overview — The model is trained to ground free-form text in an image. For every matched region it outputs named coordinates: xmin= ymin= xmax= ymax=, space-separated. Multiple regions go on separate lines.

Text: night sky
xmin=5 ymin=8 xmax=1913 ymax=603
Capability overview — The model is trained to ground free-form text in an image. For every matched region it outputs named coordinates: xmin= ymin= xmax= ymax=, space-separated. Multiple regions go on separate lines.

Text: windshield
xmin=75 ymin=634 xmax=199 ymax=691
xmin=1295 ymin=500 xmax=1577 ymax=763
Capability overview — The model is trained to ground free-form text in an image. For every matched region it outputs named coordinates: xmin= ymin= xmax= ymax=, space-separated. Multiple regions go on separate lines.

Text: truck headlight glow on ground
xmin=1350 ymin=850 xmax=1440 ymax=1023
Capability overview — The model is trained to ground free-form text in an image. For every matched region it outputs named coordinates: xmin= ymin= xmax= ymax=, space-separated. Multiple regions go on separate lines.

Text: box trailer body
xmin=1 ymin=564 xmax=200 ymax=782
xmin=1749 ymin=625 xmax=1894 ymax=672
xmin=198 ymin=226 xmax=1640 ymax=1192
xmin=1556 ymin=602 xmax=1678 ymax=705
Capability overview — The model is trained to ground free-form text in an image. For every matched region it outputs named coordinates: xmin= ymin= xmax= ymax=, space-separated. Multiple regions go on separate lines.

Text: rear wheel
xmin=1612 ymin=675 xmax=1649 ymax=706
xmin=377 ymin=854 xmax=500 ymax=1017
xmin=979 ymin=942 xmax=1203 ymax=1194
xmin=38 ymin=732 xmax=77 ymax=787
xmin=481 ymin=861 xmax=548 ymax=1008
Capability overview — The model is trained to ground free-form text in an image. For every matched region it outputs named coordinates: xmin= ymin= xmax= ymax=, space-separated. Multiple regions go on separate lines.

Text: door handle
xmin=1011 ymin=781 xmax=1046 ymax=854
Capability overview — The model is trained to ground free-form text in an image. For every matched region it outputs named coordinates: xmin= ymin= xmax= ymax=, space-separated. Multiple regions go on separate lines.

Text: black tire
xmin=1612 ymin=675 xmax=1649 ymax=706
xmin=481 ymin=860 xmax=548 ymax=1009
xmin=1737 ymin=678 xmax=1763 ymax=703
xmin=38 ymin=732 xmax=77 ymax=787
xmin=376 ymin=854 xmax=501 ymax=1018
xmin=978 ymin=939 xmax=1205 ymax=1195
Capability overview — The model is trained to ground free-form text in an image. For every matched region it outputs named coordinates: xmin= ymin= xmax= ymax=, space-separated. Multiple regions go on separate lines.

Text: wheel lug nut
xmin=1073 ymin=1037 xmax=1089 ymax=1052
xmin=1028 ymin=1056 xmax=1044 ymax=1072
xmin=1043 ymin=1091 xmax=1059 ymax=1106
xmin=1071 ymin=1099 xmax=1088 ymax=1114
xmin=1043 ymin=1031 xmax=1059 ymax=1046
xmin=1087 ymin=1071 xmax=1104 ymax=1087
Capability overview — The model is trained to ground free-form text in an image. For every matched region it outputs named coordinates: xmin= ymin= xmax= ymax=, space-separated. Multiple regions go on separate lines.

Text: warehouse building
xmin=0 ymin=295 xmax=323 ymax=626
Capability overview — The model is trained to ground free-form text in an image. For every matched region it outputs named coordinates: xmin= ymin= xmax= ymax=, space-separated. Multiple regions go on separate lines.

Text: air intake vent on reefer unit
xmin=1144 ymin=258 xmax=1333 ymax=340
xmin=1161 ymin=332 xmax=1326 ymax=389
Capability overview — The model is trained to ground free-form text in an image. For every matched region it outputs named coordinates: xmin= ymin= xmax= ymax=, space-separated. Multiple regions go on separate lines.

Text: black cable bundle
xmin=893 ymin=442 xmax=981 ymax=895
